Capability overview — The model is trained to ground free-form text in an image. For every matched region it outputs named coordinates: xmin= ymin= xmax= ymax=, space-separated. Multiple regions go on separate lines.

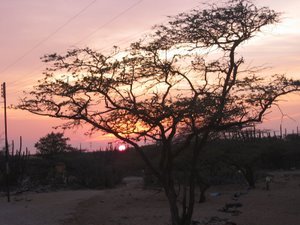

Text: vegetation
xmin=0 ymin=150 xmax=124 ymax=191
xmin=1 ymin=134 xmax=299 ymax=191
xmin=35 ymin=132 xmax=74 ymax=156
xmin=17 ymin=1 xmax=300 ymax=225
xmin=0 ymin=137 xmax=29 ymax=188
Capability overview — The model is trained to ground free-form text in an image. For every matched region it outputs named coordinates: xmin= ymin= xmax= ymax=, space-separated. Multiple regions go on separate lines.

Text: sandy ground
xmin=1 ymin=171 xmax=300 ymax=225
xmin=0 ymin=190 xmax=101 ymax=225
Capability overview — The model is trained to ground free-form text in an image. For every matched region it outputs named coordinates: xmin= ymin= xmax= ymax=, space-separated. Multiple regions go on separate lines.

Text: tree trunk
xmin=164 ymin=184 xmax=181 ymax=225
xmin=184 ymin=171 xmax=196 ymax=225
xmin=244 ymin=166 xmax=255 ymax=188
xmin=196 ymin=171 xmax=210 ymax=203
xmin=199 ymin=183 xmax=209 ymax=203
xmin=163 ymin=176 xmax=195 ymax=225
xmin=164 ymin=183 xmax=197 ymax=225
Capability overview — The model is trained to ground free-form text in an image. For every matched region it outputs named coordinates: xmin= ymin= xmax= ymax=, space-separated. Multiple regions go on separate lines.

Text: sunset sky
xmin=0 ymin=0 xmax=299 ymax=152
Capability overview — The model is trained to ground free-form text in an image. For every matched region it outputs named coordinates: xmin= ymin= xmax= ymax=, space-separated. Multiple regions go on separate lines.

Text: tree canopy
xmin=35 ymin=132 xmax=73 ymax=155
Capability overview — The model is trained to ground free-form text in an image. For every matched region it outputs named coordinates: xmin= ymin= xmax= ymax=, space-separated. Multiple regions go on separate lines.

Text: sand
xmin=0 ymin=190 xmax=101 ymax=225
xmin=1 ymin=171 xmax=300 ymax=225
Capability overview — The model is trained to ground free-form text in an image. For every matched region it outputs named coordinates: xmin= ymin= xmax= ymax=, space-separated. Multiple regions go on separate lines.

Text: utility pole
xmin=1 ymin=82 xmax=10 ymax=202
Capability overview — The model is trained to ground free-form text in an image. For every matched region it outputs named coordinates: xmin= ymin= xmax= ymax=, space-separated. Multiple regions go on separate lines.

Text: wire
xmin=9 ymin=3 xmax=149 ymax=90
xmin=74 ymin=0 xmax=144 ymax=46
xmin=9 ymin=0 xmax=201 ymax=93
xmin=9 ymin=64 xmax=43 ymax=86
xmin=0 ymin=0 xmax=97 ymax=75
xmin=9 ymin=29 xmax=149 ymax=94
xmin=7 ymin=0 xmax=145 ymax=91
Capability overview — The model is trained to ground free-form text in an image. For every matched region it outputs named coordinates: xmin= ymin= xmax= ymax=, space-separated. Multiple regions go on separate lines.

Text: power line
xmin=0 ymin=0 xmax=97 ymax=75
xmin=9 ymin=28 xmax=149 ymax=91
xmin=9 ymin=0 xmax=201 ymax=93
xmin=1 ymin=82 xmax=10 ymax=202
xmin=7 ymin=0 xmax=145 ymax=90
xmin=9 ymin=29 xmax=149 ymax=92
xmin=74 ymin=0 xmax=144 ymax=46
xmin=9 ymin=63 xmax=45 ymax=88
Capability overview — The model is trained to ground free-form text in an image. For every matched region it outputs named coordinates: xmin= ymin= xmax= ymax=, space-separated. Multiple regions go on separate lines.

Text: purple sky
xmin=0 ymin=0 xmax=299 ymax=151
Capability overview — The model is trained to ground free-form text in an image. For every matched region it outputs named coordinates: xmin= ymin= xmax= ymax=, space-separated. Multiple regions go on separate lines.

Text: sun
xmin=118 ymin=144 xmax=126 ymax=152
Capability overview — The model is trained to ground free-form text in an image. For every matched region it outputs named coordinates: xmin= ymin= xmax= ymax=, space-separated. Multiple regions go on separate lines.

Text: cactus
xmin=8 ymin=136 xmax=30 ymax=189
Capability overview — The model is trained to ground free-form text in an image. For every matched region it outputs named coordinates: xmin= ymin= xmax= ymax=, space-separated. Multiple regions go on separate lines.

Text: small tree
xmin=18 ymin=1 xmax=299 ymax=224
xmin=35 ymin=132 xmax=73 ymax=155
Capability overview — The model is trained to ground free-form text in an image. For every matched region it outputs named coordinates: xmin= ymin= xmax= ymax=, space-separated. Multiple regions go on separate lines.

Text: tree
xmin=18 ymin=1 xmax=299 ymax=224
xmin=35 ymin=132 xmax=73 ymax=155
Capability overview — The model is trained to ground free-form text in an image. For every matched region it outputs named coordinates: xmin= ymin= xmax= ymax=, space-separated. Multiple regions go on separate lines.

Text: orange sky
xmin=0 ymin=0 xmax=299 ymax=152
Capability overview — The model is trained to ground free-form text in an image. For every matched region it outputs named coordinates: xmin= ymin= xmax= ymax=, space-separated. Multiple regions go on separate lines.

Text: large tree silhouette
xmin=18 ymin=1 xmax=299 ymax=224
